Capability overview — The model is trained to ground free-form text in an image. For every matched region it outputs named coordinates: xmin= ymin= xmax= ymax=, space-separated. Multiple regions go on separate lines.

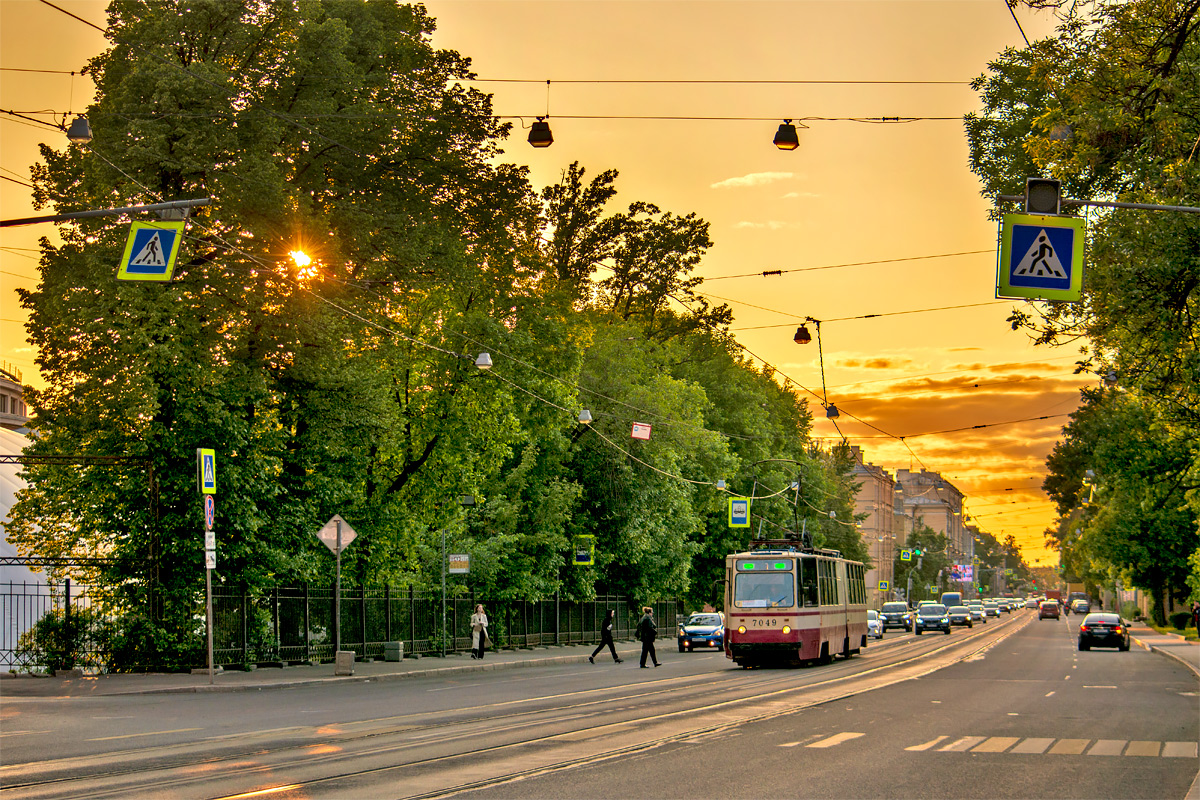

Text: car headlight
xmin=678 ymin=628 xmax=685 ymax=636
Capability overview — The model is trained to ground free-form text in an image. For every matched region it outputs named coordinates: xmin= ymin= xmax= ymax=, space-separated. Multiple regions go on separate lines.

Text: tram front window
xmin=734 ymin=573 xmax=795 ymax=608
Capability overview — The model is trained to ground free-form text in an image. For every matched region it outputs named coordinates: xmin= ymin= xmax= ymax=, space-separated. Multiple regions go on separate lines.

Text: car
xmin=1070 ymin=599 xmax=1091 ymax=615
xmin=914 ymin=603 xmax=952 ymax=635
xmin=867 ymin=609 xmax=884 ymax=639
xmin=879 ymin=601 xmax=913 ymax=632
xmin=966 ymin=603 xmax=987 ymax=624
xmin=1025 ymin=597 xmax=1039 ymax=609
xmin=1077 ymin=612 xmax=1130 ymax=651
xmin=677 ymin=612 xmax=724 ymax=652
xmin=983 ymin=600 xmax=1001 ymax=618
xmin=947 ymin=605 xmax=973 ymax=628
xmin=1038 ymin=599 xmax=1061 ymax=620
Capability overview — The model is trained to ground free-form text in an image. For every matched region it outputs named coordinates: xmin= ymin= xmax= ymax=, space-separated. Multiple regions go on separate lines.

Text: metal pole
xmin=205 ymin=567 xmax=214 ymax=684
xmin=1 ymin=198 xmax=212 ymax=227
xmin=441 ymin=525 xmax=447 ymax=658
xmin=335 ymin=518 xmax=342 ymax=653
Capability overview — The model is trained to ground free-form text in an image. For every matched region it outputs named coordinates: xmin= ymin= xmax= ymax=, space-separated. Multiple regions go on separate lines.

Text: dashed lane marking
xmin=806 ymin=732 xmax=864 ymax=748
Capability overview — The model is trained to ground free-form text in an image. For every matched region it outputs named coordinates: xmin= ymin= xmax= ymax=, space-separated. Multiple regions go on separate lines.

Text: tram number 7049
xmin=748 ymin=618 xmax=780 ymax=628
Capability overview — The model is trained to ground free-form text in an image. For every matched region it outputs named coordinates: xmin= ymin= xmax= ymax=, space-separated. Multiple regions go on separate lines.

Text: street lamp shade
xmin=716 ymin=479 xmax=726 ymax=490
xmin=793 ymin=325 xmax=812 ymax=345
xmin=825 ymin=403 xmax=840 ymax=419
xmin=458 ymin=495 xmax=476 ymax=507
xmin=528 ymin=118 xmax=554 ymax=148
xmin=578 ymin=409 xmax=593 ymax=425
xmin=474 ymin=352 xmax=493 ymax=370
xmin=773 ymin=120 xmax=800 ymax=151
xmin=66 ymin=116 xmax=93 ymax=144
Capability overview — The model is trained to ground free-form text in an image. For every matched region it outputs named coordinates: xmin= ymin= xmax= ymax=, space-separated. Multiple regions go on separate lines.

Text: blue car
xmin=677 ymin=612 xmax=725 ymax=652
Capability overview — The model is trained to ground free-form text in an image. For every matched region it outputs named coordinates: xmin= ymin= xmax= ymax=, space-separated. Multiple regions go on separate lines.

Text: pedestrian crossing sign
xmin=997 ymin=214 xmax=1085 ymax=302
xmin=878 ymin=580 xmax=890 ymax=592
xmin=118 ymin=220 xmax=186 ymax=281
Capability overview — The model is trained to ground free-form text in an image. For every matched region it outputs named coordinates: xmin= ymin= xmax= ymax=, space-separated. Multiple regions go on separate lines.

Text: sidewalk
xmin=0 ymin=640 xmax=655 ymax=698
xmin=1126 ymin=621 xmax=1200 ymax=679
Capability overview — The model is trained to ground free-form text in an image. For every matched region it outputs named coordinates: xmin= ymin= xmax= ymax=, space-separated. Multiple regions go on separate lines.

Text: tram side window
xmin=798 ymin=559 xmax=818 ymax=607
xmin=818 ymin=559 xmax=839 ymax=606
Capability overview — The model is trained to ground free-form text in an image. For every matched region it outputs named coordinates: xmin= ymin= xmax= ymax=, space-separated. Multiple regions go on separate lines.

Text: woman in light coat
xmin=470 ymin=604 xmax=489 ymax=660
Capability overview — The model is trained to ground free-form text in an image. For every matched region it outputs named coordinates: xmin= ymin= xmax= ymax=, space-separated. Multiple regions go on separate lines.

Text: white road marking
xmin=779 ymin=741 xmax=801 ymax=747
xmin=806 ymin=732 xmax=864 ymax=748
xmin=1011 ymin=738 xmax=1054 ymax=754
xmin=1083 ymin=685 xmax=1117 ymax=689
xmin=1045 ymin=691 xmax=1055 ymax=697
xmin=87 ymin=727 xmax=203 ymax=742
xmin=1164 ymin=742 xmax=1199 ymax=758
xmin=1087 ymin=739 xmax=1125 ymax=756
xmin=1007 ymin=712 xmax=1019 ymax=716
xmin=972 ymin=736 xmax=1019 ymax=753
xmin=906 ymin=735 xmax=948 ymax=751
xmin=1048 ymin=738 xmax=1090 ymax=755
xmin=939 ymin=736 xmax=987 ymax=752
xmin=1125 ymin=741 xmax=1161 ymax=757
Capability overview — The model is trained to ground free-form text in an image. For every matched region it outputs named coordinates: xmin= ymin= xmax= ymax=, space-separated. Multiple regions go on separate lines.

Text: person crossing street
xmin=636 ymin=606 xmax=659 ymax=668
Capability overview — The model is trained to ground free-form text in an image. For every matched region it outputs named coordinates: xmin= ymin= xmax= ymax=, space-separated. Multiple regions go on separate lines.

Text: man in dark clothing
xmin=636 ymin=606 xmax=659 ymax=668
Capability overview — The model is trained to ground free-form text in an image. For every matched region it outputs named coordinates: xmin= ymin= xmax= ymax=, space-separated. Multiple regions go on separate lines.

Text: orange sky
xmin=0 ymin=1 xmax=1087 ymax=567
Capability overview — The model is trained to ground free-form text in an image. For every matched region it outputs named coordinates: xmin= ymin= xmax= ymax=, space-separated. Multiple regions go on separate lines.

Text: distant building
xmin=894 ymin=468 xmax=969 ymax=568
xmin=850 ymin=446 xmax=897 ymax=608
xmin=0 ymin=366 xmax=28 ymax=432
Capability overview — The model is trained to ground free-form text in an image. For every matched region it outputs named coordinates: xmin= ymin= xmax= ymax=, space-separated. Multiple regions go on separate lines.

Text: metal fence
xmin=2 ymin=580 xmax=679 ymax=673
xmin=1 ymin=579 xmax=100 ymax=672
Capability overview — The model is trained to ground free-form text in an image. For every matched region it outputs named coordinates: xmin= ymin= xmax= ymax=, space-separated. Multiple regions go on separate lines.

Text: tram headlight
xmin=737 ymin=625 xmax=746 ymax=634
xmin=781 ymin=625 xmax=791 ymax=635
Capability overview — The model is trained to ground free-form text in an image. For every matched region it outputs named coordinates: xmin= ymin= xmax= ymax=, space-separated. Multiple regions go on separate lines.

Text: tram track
xmin=1 ymin=613 xmax=1030 ymax=800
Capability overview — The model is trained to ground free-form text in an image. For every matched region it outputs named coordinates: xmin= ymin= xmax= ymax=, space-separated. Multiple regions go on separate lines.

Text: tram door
xmin=835 ymin=560 xmax=849 ymax=653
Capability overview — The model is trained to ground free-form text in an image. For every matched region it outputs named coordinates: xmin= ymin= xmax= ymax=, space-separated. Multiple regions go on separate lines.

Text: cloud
xmin=733 ymin=220 xmax=800 ymax=230
xmin=838 ymin=357 xmax=914 ymax=370
xmin=710 ymin=172 xmax=795 ymax=189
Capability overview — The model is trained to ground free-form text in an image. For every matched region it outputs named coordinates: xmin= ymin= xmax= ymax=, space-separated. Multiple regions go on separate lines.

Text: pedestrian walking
xmin=589 ymin=609 xmax=622 ymax=664
xmin=470 ymin=604 xmax=489 ymax=660
xmin=1191 ymin=600 xmax=1200 ymax=631
xmin=636 ymin=606 xmax=659 ymax=668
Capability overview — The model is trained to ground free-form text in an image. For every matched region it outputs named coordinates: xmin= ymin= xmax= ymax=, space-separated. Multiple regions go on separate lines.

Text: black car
xmin=914 ymin=603 xmax=951 ymax=635
xmin=879 ymin=601 xmax=912 ymax=632
xmin=1077 ymin=612 xmax=1130 ymax=651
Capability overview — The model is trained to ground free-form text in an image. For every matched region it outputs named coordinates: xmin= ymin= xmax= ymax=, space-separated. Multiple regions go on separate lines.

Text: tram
xmin=724 ymin=543 xmax=868 ymax=667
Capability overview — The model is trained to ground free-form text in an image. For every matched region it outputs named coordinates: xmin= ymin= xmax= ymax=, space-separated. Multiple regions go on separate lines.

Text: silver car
xmin=867 ymin=609 xmax=884 ymax=639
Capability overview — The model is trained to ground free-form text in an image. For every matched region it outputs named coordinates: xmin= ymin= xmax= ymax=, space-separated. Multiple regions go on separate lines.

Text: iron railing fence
xmin=1 ymin=579 xmax=102 ymax=672
xmin=2 ymin=580 xmax=680 ymax=673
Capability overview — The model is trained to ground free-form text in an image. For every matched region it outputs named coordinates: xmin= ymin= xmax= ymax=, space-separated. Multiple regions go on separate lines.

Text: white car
xmin=867 ymin=609 xmax=884 ymax=639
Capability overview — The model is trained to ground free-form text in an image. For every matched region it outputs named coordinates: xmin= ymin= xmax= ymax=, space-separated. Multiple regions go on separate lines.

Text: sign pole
xmin=205 ymin=567 xmax=214 ymax=685
xmin=335 ymin=518 xmax=342 ymax=654
xmin=441 ymin=524 xmax=447 ymax=658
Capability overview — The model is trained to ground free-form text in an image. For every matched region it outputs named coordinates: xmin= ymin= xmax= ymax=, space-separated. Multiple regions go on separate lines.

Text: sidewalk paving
xmin=1126 ymin=621 xmax=1200 ymax=679
xmin=0 ymin=640 xmax=661 ymax=698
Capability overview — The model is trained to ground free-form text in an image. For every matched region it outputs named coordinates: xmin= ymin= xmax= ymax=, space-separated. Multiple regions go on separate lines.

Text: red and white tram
xmin=724 ymin=544 xmax=868 ymax=667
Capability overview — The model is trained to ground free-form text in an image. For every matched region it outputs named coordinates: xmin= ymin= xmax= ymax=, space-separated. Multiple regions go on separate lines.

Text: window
xmin=798 ymin=558 xmax=818 ymax=607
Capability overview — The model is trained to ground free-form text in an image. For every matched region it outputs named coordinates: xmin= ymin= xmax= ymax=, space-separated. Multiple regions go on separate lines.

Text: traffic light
xmin=913 ymin=547 xmax=924 ymax=557
xmin=1024 ymin=178 xmax=1062 ymax=215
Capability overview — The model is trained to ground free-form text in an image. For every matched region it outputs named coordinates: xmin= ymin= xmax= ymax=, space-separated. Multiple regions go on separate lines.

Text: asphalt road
xmin=1 ymin=610 xmax=1195 ymax=799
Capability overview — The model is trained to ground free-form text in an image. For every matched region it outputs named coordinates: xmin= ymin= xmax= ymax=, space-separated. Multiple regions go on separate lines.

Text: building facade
xmin=894 ymin=468 xmax=970 ymax=592
xmin=0 ymin=367 xmax=28 ymax=432
xmin=850 ymin=446 xmax=898 ymax=607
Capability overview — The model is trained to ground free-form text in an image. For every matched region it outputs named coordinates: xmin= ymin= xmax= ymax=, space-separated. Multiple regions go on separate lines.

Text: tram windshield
xmin=734 ymin=572 xmax=795 ymax=608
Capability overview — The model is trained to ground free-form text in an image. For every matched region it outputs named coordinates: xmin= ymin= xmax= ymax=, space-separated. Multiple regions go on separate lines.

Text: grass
xmin=1147 ymin=622 xmax=1199 ymax=642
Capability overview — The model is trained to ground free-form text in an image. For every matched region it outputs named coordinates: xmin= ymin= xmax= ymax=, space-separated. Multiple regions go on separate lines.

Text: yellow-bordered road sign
xmin=118 ymin=220 xmax=185 ymax=281
xmin=997 ymin=213 xmax=1085 ymax=302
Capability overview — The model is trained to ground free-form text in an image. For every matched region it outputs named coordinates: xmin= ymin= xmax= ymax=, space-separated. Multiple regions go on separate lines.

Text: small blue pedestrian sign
xmin=998 ymin=214 xmax=1085 ymax=302
xmin=197 ymin=448 xmax=216 ymax=495
xmin=878 ymin=580 xmax=890 ymax=592
xmin=118 ymin=221 xmax=186 ymax=281
xmin=728 ymin=497 xmax=750 ymax=528
xmin=900 ymin=549 xmax=912 ymax=562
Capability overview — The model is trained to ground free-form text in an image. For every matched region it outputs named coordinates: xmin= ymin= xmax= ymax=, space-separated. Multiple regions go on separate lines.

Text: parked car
xmin=867 ymin=609 xmax=884 ymax=639
xmin=915 ymin=604 xmax=951 ymax=635
xmin=677 ymin=612 xmax=724 ymax=652
xmin=947 ymin=605 xmax=973 ymax=628
xmin=1038 ymin=599 xmax=1061 ymax=620
xmin=1077 ymin=612 xmax=1129 ymax=651
xmin=879 ymin=601 xmax=913 ymax=632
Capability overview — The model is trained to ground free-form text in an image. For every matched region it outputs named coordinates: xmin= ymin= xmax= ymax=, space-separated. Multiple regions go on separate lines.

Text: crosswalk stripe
xmin=940 ymin=736 xmax=987 ymax=752
xmin=1048 ymin=739 xmax=1090 ymax=755
xmin=906 ymin=735 xmax=948 ymax=751
xmin=1010 ymin=738 xmax=1055 ymax=754
xmin=972 ymin=736 xmax=1020 ymax=753
xmin=1087 ymin=739 xmax=1125 ymax=756
xmin=1163 ymin=742 xmax=1199 ymax=758
xmin=1125 ymin=741 xmax=1161 ymax=757
xmin=806 ymin=732 xmax=864 ymax=748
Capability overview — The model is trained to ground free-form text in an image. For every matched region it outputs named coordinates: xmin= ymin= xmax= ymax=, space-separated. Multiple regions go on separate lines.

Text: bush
xmin=15 ymin=607 xmax=109 ymax=672
xmin=1169 ymin=611 xmax=1192 ymax=630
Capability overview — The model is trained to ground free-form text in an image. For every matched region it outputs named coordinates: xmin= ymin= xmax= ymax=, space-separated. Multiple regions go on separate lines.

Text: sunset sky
xmin=0 ymin=1 xmax=1090 ymax=567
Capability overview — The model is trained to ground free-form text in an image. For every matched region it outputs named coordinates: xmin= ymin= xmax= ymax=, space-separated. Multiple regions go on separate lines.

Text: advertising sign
xmin=448 ymin=554 xmax=470 ymax=574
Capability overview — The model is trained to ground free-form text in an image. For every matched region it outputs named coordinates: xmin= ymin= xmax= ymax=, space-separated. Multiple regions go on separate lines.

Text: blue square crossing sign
xmin=118 ymin=221 xmax=186 ymax=281
xmin=997 ymin=213 xmax=1085 ymax=302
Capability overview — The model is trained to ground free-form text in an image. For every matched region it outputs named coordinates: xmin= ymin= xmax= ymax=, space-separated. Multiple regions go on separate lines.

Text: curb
xmin=1130 ymin=635 xmax=1200 ymax=680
